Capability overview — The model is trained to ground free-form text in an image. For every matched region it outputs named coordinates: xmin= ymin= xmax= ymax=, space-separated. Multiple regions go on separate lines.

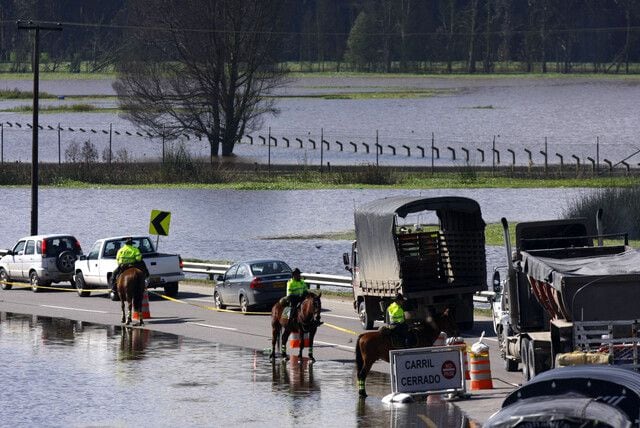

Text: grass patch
xmin=4 ymin=103 xmax=103 ymax=113
xmin=0 ymin=88 xmax=56 ymax=99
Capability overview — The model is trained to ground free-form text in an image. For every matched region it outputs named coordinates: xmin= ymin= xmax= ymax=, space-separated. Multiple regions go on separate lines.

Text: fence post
xmin=416 ymin=146 xmax=424 ymax=158
xmin=402 ymin=145 xmax=410 ymax=156
xmin=461 ymin=147 xmax=469 ymax=163
xmin=508 ymin=149 xmax=515 ymax=171
xmin=387 ymin=145 xmax=396 ymax=155
xmin=447 ymin=146 xmax=456 ymax=160
xmin=362 ymin=142 xmax=370 ymax=153
xmin=259 ymin=135 xmax=266 ymax=145
xmin=556 ymin=153 xmax=563 ymax=172
xmin=604 ymin=159 xmax=612 ymax=174
xmin=269 ymin=135 xmax=277 ymax=147
xmin=477 ymin=148 xmax=485 ymax=163
xmin=320 ymin=128 xmax=324 ymax=172
xmin=335 ymin=140 xmax=343 ymax=151
xmin=572 ymin=155 xmax=580 ymax=176
xmin=309 ymin=139 xmax=316 ymax=149
xmin=587 ymin=157 xmax=595 ymax=174
xmin=296 ymin=138 xmax=302 ymax=148
xmin=283 ymin=137 xmax=289 ymax=148
xmin=349 ymin=141 xmax=357 ymax=152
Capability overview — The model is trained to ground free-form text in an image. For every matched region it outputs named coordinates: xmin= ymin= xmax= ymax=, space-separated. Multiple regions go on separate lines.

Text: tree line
xmin=3 ymin=0 xmax=640 ymax=74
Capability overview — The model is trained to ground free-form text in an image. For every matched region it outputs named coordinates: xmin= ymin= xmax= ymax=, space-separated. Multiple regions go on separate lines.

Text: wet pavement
xmin=0 ymin=312 xmax=477 ymax=427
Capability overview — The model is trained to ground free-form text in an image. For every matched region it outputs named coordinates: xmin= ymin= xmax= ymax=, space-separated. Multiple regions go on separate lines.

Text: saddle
xmin=379 ymin=325 xmax=417 ymax=348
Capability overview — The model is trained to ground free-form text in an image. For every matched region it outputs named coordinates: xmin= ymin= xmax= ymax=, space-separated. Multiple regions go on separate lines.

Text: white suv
xmin=0 ymin=234 xmax=83 ymax=292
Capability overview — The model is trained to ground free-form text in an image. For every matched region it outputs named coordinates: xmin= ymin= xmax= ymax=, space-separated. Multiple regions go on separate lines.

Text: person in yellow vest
xmin=387 ymin=293 xmax=410 ymax=347
xmin=282 ymin=268 xmax=322 ymax=326
xmin=110 ymin=237 xmax=149 ymax=297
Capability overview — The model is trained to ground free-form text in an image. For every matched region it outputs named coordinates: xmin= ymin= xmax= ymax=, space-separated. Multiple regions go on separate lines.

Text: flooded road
xmin=0 ymin=312 xmax=474 ymax=427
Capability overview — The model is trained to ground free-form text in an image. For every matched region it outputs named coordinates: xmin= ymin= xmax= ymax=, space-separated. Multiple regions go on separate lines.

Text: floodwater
xmin=1 ymin=77 xmax=640 ymax=166
xmin=0 ymin=312 xmax=473 ymax=427
xmin=0 ymin=187 xmax=591 ymax=275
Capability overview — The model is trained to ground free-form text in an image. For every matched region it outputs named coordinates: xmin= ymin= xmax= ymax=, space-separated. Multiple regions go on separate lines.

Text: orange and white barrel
xmin=468 ymin=351 xmax=493 ymax=390
xmin=447 ymin=337 xmax=470 ymax=380
xmin=289 ymin=332 xmax=310 ymax=349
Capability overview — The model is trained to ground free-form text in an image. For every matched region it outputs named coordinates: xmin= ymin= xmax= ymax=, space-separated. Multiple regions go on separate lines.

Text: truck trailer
xmin=343 ymin=196 xmax=487 ymax=331
xmin=492 ymin=213 xmax=640 ymax=381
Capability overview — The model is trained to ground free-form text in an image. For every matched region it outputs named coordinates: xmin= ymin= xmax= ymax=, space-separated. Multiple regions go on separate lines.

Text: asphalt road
xmin=0 ymin=281 xmax=525 ymax=424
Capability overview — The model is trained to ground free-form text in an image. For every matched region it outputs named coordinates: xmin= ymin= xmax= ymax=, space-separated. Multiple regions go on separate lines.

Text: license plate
xmin=273 ymin=281 xmax=286 ymax=288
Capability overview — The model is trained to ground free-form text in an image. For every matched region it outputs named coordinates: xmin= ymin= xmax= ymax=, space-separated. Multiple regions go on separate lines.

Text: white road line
xmin=40 ymin=305 xmax=109 ymax=314
xmin=314 ymin=340 xmax=354 ymax=352
xmin=188 ymin=322 xmax=238 ymax=331
xmin=323 ymin=313 xmax=359 ymax=321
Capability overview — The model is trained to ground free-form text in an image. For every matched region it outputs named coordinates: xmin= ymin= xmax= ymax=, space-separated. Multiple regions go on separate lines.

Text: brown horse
xmin=270 ymin=292 xmax=322 ymax=363
xmin=355 ymin=308 xmax=459 ymax=397
xmin=117 ymin=267 xmax=146 ymax=326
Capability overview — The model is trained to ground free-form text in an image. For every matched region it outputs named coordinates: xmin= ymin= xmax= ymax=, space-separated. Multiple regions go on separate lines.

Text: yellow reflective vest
xmin=287 ymin=278 xmax=308 ymax=296
xmin=116 ymin=244 xmax=142 ymax=265
xmin=388 ymin=302 xmax=405 ymax=325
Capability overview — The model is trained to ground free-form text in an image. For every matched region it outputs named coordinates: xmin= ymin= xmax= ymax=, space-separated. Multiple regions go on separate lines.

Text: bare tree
xmin=113 ymin=0 xmax=289 ymax=159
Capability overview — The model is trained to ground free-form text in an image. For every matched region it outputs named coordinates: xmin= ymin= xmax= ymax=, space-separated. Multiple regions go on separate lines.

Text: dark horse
xmin=355 ymin=308 xmax=459 ymax=397
xmin=117 ymin=267 xmax=146 ymax=326
xmin=270 ymin=292 xmax=322 ymax=363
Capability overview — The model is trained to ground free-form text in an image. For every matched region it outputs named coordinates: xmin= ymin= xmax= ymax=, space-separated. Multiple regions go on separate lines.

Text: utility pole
xmin=18 ymin=20 xmax=62 ymax=235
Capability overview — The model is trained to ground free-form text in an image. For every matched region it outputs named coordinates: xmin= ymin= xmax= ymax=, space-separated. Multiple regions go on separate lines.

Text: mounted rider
xmin=110 ymin=237 xmax=149 ymax=297
xmin=282 ymin=268 xmax=322 ymax=326
xmin=387 ymin=293 xmax=410 ymax=347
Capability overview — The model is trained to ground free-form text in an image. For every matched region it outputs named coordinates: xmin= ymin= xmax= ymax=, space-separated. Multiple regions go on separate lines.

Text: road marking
xmin=40 ymin=305 xmax=109 ymax=314
xmin=323 ymin=313 xmax=359 ymax=321
xmin=188 ymin=322 xmax=238 ymax=331
xmin=314 ymin=340 xmax=354 ymax=352
xmin=417 ymin=414 xmax=438 ymax=428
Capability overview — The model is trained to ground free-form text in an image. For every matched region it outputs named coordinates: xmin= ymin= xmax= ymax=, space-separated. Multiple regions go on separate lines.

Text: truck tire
xmin=75 ymin=272 xmax=90 ymax=297
xmin=358 ymin=300 xmax=374 ymax=330
xmin=0 ymin=268 xmax=11 ymax=290
xmin=521 ymin=337 xmax=531 ymax=381
xmin=164 ymin=282 xmax=179 ymax=297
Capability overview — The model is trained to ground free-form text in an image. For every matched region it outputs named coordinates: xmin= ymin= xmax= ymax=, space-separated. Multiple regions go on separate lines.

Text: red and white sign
xmin=389 ymin=346 xmax=465 ymax=394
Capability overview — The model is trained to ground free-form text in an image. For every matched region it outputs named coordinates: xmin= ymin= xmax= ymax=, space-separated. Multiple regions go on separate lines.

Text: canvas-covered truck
xmin=492 ymin=213 xmax=640 ymax=381
xmin=343 ymin=196 xmax=487 ymax=331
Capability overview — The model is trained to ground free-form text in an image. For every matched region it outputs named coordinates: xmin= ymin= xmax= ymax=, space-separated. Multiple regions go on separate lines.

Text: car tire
xmin=30 ymin=271 xmax=41 ymax=293
xmin=0 ymin=268 xmax=11 ymax=290
xmin=359 ymin=300 xmax=374 ymax=330
xmin=75 ymin=272 xmax=90 ymax=297
xmin=164 ymin=282 xmax=179 ymax=298
xmin=56 ymin=250 xmax=76 ymax=274
xmin=240 ymin=295 xmax=249 ymax=313
xmin=214 ymin=291 xmax=226 ymax=309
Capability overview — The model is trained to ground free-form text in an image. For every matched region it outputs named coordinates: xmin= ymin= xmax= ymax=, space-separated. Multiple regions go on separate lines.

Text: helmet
xmin=292 ymin=268 xmax=301 ymax=276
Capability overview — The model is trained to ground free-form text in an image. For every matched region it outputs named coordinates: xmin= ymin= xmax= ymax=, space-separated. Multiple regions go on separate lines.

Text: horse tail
xmin=355 ymin=334 xmax=364 ymax=376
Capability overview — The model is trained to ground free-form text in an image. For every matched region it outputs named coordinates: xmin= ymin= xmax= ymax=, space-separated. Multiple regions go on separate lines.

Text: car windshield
xmin=250 ymin=261 xmax=291 ymax=276
xmin=44 ymin=236 xmax=81 ymax=257
xmin=103 ymin=237 xmax=155 ymax=258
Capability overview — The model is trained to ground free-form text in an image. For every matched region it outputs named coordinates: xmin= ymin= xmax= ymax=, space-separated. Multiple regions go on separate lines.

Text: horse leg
xmin=298 ymin=332 xmax=304 ymax=363
xmin=120 ymin=297 xmax=126 ymax=324
xmin=126 ymin=299 xmax=133 ymax=325
xmin=307 ymin=328 xmax=317 ymax=363
xmin=281 ymin=328 xmax=290 ymax=361
xmin=270 ymin=323 xmax=279 ymax=360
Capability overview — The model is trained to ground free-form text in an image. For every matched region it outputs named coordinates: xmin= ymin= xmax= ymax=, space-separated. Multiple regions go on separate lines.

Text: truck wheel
xmin=30 ymin=271 xmax=41 ymax=293
xmin=214 ymin=291 xmax=226 ymax=309
xmin=0 ymin=268 xmax=11 ymax=290
xmin=521 ymin=338 xmax=531 ymax=381
xmin=164 ymin=282 xmax=179 ymax=297
xmin=358 ymin=300 xmax=374 ymax=330
xmin=75 ymin=272 xmax=90 ymax=297
xmin=527 ymin=340 xmax=538 ymax=379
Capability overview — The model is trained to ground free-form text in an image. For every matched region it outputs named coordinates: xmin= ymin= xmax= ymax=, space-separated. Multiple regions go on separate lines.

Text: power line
xmin=2 ymin=18 xmax=640 ymax=38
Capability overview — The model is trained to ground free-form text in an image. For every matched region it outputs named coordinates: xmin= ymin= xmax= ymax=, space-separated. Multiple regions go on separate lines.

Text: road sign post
xmin=389 ymin=345 xmax=465 ymax=396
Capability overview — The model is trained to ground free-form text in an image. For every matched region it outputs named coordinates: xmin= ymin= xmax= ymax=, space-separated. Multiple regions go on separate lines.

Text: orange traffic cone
xmin=469 ymin=332 xmax=493 ymax=390
xmin=133 ymin=289 xmax=151 ymax=320
xmin=289 ymin=331 xmax=310 ymax=349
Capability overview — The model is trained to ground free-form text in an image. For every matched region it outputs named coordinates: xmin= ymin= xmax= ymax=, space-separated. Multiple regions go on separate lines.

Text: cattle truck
xmin=492 ymin=212 xmax=640 ymax=381
xmin=343 ymin=196 xmax=487 ymax=331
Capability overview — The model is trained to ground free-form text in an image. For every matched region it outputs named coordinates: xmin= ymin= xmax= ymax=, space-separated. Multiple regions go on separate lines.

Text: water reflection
xmin=0 ymin=311 xmax=478 ymax=427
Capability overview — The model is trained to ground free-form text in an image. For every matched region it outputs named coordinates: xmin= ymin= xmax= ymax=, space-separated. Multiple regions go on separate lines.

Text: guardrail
xmin=181 ymin=260 xmax=494 ymax=302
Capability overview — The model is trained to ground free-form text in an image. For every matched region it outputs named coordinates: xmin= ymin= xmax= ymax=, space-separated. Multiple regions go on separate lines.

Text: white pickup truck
xmin=74 ymin=236 xmax=184 ymax=299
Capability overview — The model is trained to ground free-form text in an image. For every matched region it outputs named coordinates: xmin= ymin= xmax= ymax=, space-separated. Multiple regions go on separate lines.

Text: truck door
xmin=99 ymin=240 xmax=120 ymax=286
xmin=82 ymin=241 xmax=102 ymax=285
